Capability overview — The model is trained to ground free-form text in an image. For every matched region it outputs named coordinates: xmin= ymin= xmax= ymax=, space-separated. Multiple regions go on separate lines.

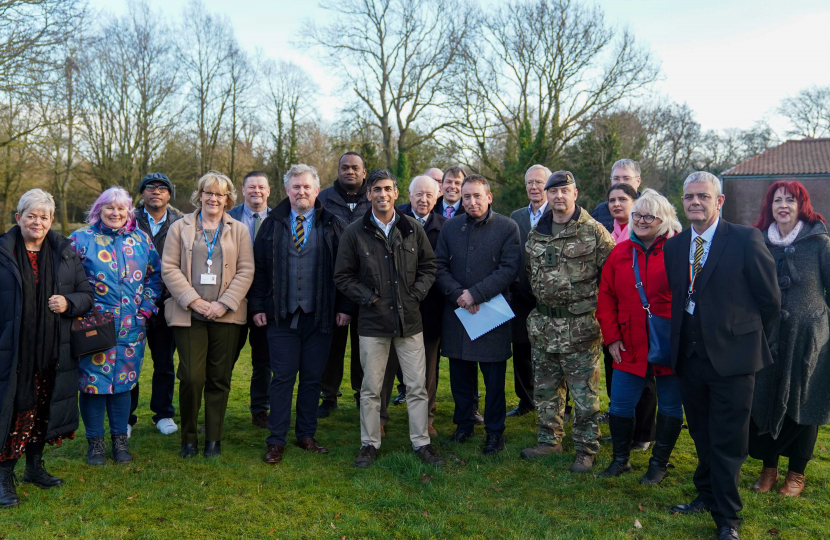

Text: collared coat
xmin=435 ymin=209 xmax=522 ymax=362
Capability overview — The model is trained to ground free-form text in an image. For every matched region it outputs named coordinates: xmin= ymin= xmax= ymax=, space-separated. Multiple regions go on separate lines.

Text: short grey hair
xmin=683 ymin=171 xmax=722 ymax=197
xmin=409 ymin=175 xmax=439 ymax=193
xmin=17 ymin=188 xmax=56 ymax=218
xmin=629 ymin=188 xmax=682 ymax=238
xmin=525 ymin=164 xmax=552 ymax=182
xmin=283 ymin=164 xmax=321 ymax=189
xmin=610 ymin=159 xmax=641 ymax=178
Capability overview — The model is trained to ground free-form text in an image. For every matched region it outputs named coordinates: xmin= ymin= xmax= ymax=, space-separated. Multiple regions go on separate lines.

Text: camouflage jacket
xmin=525 ymin=205 xmax=616 ymax=353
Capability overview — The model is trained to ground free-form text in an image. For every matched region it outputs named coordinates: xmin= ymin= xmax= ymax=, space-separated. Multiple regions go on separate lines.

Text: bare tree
xmin=0 ymin=95 xmax=33 ymax=232
xmin=306 ymin=0 xmax=469 ymax=181
xmin=178 ymin=0 xmax=233 ymax=176
xmin=226 ymin=43 xmax=256 ymax=184
xmin=453 ymin=0 xmax=659 ymax=187
xmin=778 ymin=86 xmax=830 ymax=139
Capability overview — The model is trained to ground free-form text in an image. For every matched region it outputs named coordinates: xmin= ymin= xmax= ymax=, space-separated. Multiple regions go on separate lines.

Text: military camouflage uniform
xmin=525 ymin=205 xmax=615 ymax=454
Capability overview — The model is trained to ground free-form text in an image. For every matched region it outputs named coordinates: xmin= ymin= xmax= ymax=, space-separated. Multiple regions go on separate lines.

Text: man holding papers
xmin=435 ymin=175 xmax=521 ymax=455
xmin=521 ymin=171 xmax=615 ymax=472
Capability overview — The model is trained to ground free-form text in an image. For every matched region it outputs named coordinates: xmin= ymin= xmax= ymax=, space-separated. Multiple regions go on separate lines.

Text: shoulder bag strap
xmin=632 ymin=248 xmax=652 ymax=315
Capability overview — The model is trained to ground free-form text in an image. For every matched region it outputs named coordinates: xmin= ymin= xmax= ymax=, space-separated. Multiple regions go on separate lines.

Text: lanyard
xmin=688 ymin=263 xmax=700 ymax=295
xmin=199 ymin=213 xmax=220 ymax=273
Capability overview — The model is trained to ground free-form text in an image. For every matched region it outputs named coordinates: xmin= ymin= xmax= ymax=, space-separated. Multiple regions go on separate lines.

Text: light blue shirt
xmin=144 ymin=208 xmax=166 ymax=237
xmin=241 ymin=204 xmax=269 ymax=243
xmin=442 ymin=199 xmax=461 ymax=218
xmin=689 ymin=217 xmax=719 ymax=269
xmin=290 ymin=207 xmax=315 ymax=244
xmin=372 ymin=211 xmax=396 ymax=238
xmin=528 ymin=201 xmax=548 ymax=229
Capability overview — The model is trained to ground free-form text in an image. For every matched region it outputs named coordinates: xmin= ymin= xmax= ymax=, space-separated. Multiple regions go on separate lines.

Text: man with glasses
xmin=591 ymin=159 xmax=643 ymax=230
xmin=130 ymin=172 xmax=182 ymax=436
xmin=229 ymin=171 xmax=272 ymax=428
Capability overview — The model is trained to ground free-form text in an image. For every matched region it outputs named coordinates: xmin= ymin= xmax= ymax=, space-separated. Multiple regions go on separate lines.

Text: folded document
xmin=454 ymin=294 xmax=516 ymax=341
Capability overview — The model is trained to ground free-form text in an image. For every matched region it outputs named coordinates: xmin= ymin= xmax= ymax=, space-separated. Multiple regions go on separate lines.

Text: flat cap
xmin=545 ymin=170 xmax=575 ymax=190
xmin=138 ymin=172 xmax=173 ymax=194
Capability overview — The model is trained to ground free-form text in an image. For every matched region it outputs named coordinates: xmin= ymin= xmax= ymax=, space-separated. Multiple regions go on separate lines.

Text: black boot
xmin=598 ymin=414 xmax=635 ymax=478
xmin=87 ymin=437 xmax=106 ymax=466
xmin=23 ymin=448 xmax=63 ymax=489
xmin=0 ymin=462 xmax=19 ymax=509
xmin=111 ymin=433 xmax=132 ymax=464
xmin=640 ymin=413 xmax=683 ymax=485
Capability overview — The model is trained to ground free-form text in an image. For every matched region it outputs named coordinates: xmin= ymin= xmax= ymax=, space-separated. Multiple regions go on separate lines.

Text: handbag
xmin=632 ymin=248 xmax=672 ymax=367
xmin=70 ymin=306 xmax=117 ymax=357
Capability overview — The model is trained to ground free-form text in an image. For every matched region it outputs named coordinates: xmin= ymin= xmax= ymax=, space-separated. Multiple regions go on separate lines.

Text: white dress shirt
xmin=689 ymin=217 xmax=719 ymax=268
xmin=528 ymin=201 xmax=548 ymax=229
xmin=372 ymin=211 xmax=396 ymax=238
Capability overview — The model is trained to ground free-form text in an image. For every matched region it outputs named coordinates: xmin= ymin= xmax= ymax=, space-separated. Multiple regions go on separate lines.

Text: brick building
xmin=721 ymin=138 xmax=830 ymax=225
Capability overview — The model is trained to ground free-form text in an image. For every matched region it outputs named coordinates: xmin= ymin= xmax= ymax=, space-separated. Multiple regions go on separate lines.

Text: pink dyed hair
xmin=87 ymin=186 xmax=136 ymax=232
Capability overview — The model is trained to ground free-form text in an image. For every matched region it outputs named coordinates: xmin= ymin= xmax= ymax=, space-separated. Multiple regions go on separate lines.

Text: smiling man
xmin=434 ymin=166 xmax=466 ymax=218
xmin=334 ymin=169 xmax=442 ymax=469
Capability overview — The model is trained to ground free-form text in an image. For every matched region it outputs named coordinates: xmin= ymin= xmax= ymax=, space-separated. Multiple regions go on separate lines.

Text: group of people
xmin=0 ymin=154 xmax=826 ymax=540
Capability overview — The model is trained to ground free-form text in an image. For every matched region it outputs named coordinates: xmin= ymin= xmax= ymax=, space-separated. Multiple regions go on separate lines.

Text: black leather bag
xmin=70 ymin=307 xmax=116 ymax=357
xmin=632 ymin=248 xmax=672 ymax=367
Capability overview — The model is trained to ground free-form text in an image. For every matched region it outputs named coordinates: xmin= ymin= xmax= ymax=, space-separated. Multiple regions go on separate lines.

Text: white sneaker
xmin=126 ymin=424 xmax=132 ymax=439
xmin=156 ymin=418 xmax=178 ymax=435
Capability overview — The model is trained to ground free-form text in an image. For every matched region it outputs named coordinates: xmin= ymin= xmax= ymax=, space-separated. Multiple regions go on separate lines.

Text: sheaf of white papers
xmin=454 ymin=293 xmax=516 ymax=341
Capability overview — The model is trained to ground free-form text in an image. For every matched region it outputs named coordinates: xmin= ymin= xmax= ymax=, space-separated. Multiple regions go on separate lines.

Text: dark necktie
xmin=253 ymin=212 xmax=261 ymax=239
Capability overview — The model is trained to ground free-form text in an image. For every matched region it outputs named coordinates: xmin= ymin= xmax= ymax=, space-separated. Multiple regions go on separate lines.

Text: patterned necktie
xmin=693 ymin=236 xmax=705 ymax=274
xmin=253 ymin=212 xmax=261 ymax=239
xmin=294 ymin=216 xmax=305 ymax=252
xmin=444 ymin=206 xmax=454 ymax=218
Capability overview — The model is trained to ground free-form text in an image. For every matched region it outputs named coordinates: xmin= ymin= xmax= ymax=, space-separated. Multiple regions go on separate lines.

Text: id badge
xmin=200 ymin=273 xmax=217 ymax=285
xmin=685 ymin=297 xmax=696 ymax=315
xmin=545 ymin=245 xmax=558 ymax=267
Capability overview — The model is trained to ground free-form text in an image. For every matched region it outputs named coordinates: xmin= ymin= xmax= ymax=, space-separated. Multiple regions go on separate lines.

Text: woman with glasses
xmin=161 ymin=172 xmax=254 ymax=459
xmin=748 ymin=181 xmax=830 ymax=497
xmin=596 ymin=189 xmax=684 ymax=484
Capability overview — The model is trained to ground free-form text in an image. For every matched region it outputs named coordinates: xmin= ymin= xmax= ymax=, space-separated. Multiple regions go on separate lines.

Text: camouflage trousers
xmin=532 ymin=344 xmax=602 ymax=454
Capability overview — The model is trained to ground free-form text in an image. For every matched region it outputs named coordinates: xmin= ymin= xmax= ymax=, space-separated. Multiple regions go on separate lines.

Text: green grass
xmin=2 ymin=344 xmax=829 ymax=539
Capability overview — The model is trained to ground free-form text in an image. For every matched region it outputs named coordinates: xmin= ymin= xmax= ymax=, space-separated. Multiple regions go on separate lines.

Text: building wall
xmin=722 ymin=175 xmax=830 ymax=225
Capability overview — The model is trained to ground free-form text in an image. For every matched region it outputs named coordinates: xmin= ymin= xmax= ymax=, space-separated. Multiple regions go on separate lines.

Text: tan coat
xmin=161 ymin=210 xmax=254 ymax=327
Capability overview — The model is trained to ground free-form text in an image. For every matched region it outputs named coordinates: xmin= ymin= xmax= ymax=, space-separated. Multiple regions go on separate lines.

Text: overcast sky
xmin=90 ymin=0 xmax=830 ymax=135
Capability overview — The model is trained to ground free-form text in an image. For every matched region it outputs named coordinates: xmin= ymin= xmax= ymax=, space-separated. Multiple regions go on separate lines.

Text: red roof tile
xmin=722 ymin=138 xmax=830 ymax=176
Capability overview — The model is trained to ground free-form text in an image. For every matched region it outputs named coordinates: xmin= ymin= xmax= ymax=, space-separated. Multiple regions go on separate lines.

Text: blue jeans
xmin=80 ymin=392 xmax=131 ymax=439
xmin=609 ymin=369 xmax=683 ymax=420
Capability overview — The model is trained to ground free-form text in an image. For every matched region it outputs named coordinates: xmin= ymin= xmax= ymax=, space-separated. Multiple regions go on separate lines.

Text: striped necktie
xmin=693 ymin=236 xmax=705 ymax=273
xmin=294 ymin=216 xmax=305 ymax=252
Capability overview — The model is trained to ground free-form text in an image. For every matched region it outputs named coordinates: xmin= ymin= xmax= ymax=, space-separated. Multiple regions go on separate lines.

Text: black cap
xmin=138 ymin=172 xmax=173 ymax=194
xmin=544 ymin=170 xmax=575 ymax=190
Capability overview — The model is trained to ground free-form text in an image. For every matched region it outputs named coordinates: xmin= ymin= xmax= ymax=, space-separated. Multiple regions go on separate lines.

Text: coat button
xmin=466 ymin=268 xmax=471 ymax=272
xmin=469 ymin=246 xmax=474 ymax=250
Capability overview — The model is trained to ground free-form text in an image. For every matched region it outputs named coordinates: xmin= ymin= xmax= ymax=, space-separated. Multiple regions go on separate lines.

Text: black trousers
xmin=512 ymin=342 xmax=535 ymax=410
xmin=265 ymin=313 xmax=333 ymax=447
xmin=233 ymin=315 xmax=271 ymax=414
xmin=129 ymin=315 xmax=177 ymax=425
xmin=677 ymin=351 xmax=755 ymax=530
xmin=319 ymin=321 xmax=362 ymax=403
xmin=449 ymin=358 xmax=507 ymax=435
xmin=603 ymin=346 xmax=657 ymax=442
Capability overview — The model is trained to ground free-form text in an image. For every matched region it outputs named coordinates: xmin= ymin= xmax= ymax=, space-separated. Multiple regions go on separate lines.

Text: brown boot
xmin=751 ymin=467 xmax=779 ymax=492
xmin=520 ymin=442 xmax=563 ymax=459
xmin=778 ymin=471 xmax=805 ymax=497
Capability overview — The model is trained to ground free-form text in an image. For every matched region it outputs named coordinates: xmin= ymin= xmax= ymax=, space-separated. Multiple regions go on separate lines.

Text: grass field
xmin=1 ymin=344 xmax=828 ymax=539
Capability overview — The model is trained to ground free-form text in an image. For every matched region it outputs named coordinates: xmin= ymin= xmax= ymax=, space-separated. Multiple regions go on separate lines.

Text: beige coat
xmin=161 ymin=210 xmax=254 ymax=326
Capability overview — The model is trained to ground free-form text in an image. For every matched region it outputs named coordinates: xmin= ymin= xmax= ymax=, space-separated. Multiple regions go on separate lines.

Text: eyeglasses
xmin=203 ymin=191 xmax=227 ymax=199
xmin=144 ymin=185 xmax=169 ymax=193
xmin=632 ymin=212 xmax=657 ymax=224
xmin=526 ymin=180 xmax=546 ymax=187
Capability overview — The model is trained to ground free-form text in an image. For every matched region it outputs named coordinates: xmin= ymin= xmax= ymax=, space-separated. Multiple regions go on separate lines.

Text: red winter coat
xmin=597 ymin=235 xmax=674 ymax=377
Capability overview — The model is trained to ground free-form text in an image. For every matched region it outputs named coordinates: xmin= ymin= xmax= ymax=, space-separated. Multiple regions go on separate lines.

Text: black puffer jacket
xmin=249 ymin=198 xmax=353 ymax=334
xmin=0 ymin=228 xmax=94 ymax=449
xmin=317 ymin=180 xmax=372 ymax=225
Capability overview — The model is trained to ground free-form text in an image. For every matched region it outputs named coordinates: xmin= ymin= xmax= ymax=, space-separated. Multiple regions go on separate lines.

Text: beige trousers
xmin=359 ymin=333 xmax=430 ymax=449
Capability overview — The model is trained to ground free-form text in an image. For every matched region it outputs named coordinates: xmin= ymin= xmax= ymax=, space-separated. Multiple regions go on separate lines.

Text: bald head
xmin=424 ymin=168 xmax=443 ymax=184
xmin=408 ymin=175 xmax=440 ymax=218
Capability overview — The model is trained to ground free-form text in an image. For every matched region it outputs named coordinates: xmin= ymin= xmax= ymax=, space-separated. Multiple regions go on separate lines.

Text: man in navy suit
xmin=228 ymin=170 xmax=272 ymax=428
xmin=664 ymin=172 xmax=779 ymax=540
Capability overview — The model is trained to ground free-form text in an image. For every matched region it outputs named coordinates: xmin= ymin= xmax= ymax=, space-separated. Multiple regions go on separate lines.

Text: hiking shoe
xmin=520 ymin=442 xmax=563 ymax=459
xmin=569 ymin=451 xmax=595 ymax=473
xmin=354 ymin=445 xmax=377 ymax=468
xmin=87 ymin=437 xmax=106 ymax=466
xmin=111 ymin=434 xmax=133 ymax=464
xmin=482 ymin=433 xmax=505 ymax=456
xmin=414 ymin=444 xmax=445 ymax=467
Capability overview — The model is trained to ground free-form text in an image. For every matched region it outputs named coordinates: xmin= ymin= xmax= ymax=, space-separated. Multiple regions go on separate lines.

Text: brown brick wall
xmin=722 ymin=176 xmax=830 ymax=226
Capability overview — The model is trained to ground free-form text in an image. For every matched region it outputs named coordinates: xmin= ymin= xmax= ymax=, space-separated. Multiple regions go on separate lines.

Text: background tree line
xmin=1 ymin=0 xmax=826 ymax=234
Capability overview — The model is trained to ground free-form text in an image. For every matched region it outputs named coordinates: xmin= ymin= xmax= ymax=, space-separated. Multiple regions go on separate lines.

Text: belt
xmin=535 ymin=302 xmax=591 ymax=318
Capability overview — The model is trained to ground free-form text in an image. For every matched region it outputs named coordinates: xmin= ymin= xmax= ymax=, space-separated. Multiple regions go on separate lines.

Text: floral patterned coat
xmin=69 ymin=222 xmax=162 ymax=395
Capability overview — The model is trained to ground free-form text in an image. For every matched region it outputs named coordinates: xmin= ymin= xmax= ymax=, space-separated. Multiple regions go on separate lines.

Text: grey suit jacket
xmin=228 ymin=204 xmax=271 ymax=240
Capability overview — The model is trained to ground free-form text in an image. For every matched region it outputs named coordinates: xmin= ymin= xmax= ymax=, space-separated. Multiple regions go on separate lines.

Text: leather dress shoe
xmin=670 ymin=499 xmax=711 ymax=515
xmin=297 ymin=437 xmax=328 ymax=453
xmin=180 ymin=443 xmax=198 ymax=459
xmin=506 ymin=406 xmax=533 ymax=417
xmin=252 ymin=411 xmax=269 ymax=429
xmin=203 ymin=441 xmax=221 ymax=458
xmin=264 ymin=444 xmax=285 ymax=464
xmin=317 ymin=401 xmax=337 ymax=419
xmin=717 ymin=526 xmax=740 ymax=540
xmin=442 ymin=430 xmax=473 ymax=444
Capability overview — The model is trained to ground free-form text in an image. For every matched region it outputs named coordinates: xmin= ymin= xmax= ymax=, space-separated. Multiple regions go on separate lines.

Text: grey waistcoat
xmin=287 ymin=222 xmax=319 ymax=314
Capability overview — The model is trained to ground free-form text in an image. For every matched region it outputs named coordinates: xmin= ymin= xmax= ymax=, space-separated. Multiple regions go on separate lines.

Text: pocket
xmin=732 ymin=318 xmax=762 ymax=336
xmin=562 ymin=238 xmax=598 ymax=284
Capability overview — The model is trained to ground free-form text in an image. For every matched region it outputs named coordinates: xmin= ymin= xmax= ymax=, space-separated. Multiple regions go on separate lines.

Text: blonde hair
xmin=190 ymin=171 xmax=237 ymax=210
xmin=629 ymin=188 xmax=682 ymax=238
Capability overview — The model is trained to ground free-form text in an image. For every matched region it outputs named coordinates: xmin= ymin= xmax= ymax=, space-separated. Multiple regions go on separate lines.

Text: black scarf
xmin=15 ymin=228 xmax=60 ymax=411
xmin=333 ymin=179 xmax=367 ymax=204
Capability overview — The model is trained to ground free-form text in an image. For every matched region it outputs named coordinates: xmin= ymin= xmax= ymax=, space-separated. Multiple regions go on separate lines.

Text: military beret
xmin=545 ymin=170 xmax=575 ymax=190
